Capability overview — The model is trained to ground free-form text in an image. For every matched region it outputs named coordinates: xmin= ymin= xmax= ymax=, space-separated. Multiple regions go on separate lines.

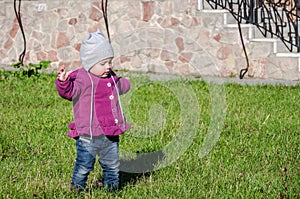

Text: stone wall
xmin=0 ymin=0 xmax=299 ymax=80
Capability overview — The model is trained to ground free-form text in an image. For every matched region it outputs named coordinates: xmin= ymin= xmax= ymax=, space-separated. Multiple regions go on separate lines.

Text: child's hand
xmin=57 ymin=67 xmax=73 ymax=82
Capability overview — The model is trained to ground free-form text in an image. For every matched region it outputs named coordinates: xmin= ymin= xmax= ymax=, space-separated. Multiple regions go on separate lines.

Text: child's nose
xmin=106 ymin=63 xmax=112 ymax=70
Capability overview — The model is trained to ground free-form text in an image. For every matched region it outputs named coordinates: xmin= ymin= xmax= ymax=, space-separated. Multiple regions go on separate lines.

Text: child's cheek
xmin=90 ymin=65 xmax=106 ymax=76
xmin=100 ymin=66 xmax=106 ymax=74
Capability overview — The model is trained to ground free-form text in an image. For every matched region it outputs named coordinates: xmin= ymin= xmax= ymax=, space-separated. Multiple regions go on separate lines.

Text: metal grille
xmin=205 ymin=0 xmax=300 ymax=52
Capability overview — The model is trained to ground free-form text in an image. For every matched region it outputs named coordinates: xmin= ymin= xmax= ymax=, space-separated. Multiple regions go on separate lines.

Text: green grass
xmin=0 ymin=74 xmax=299 ymax=198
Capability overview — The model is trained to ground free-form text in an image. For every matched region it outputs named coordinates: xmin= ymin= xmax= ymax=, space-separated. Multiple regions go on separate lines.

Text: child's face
xmin=89 ymin=58 xmax=113 ymax=78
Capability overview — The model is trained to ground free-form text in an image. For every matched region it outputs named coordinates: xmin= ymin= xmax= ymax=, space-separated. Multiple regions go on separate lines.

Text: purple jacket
xmin=55 ymin=68 xmax=130 ymax=138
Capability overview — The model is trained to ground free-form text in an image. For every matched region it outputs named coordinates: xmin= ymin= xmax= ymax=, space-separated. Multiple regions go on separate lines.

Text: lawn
xmin=0 ymin=73 xmax=299 ymax=198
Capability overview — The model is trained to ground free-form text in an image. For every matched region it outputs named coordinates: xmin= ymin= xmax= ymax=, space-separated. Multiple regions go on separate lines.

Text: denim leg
xmin=98 ymin=137 xmax=120 ymax=191
xmin=70 ymin=139 xmax=96 ymax=191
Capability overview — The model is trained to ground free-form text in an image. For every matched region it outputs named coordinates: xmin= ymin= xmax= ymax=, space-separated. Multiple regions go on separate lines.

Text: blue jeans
xmin=70 ymin=135 xmax=119 ymax=191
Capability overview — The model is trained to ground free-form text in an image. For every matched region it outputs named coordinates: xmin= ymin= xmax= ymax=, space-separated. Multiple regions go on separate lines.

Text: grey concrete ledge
xmin=1 ymin=66 xmax=299 ymax=86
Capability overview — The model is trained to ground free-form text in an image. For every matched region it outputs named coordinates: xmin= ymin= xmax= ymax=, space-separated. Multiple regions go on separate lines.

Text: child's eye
xmin=99 ymin=59 xmax=112 ymax=66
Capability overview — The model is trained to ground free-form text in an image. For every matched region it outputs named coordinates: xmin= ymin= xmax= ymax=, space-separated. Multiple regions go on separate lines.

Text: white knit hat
xmin=80 ymin=29 xmax=114 ymax=71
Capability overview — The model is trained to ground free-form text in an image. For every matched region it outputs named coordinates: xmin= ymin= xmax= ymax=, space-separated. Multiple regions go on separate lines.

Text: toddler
xmin=55 ymin=29 xmax=130 ymax=192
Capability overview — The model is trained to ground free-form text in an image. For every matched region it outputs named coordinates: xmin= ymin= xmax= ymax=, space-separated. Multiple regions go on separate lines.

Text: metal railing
xmin=205 ymin=0 xmax=300 ymax=52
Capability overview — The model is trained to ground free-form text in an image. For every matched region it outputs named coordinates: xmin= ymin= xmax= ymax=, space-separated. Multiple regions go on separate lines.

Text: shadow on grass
xmin=119 ymin=150 xmax=165 ymax=189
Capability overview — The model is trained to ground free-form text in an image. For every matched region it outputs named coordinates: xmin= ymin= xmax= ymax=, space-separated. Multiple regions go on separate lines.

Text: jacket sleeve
xmin=117 ymin=77 xmax=130 ymax=95
xmin=55 ymin=70 xmax=79 ymax=101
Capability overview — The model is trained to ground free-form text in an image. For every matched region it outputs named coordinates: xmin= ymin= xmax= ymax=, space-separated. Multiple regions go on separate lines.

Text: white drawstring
xmin=87 ymin=72 xmax=94 ymax=140
xmin=110 ymin=73 xmax=126 ymax=130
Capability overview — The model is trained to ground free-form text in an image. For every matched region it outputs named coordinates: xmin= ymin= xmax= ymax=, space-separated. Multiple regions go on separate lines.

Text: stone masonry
xmin=0 ymin=0 xmax=299 ymax=80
